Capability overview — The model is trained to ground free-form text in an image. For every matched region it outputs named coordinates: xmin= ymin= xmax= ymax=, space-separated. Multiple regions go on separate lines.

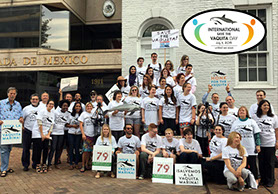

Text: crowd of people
xmin=0 ymin=53 xmax=277 ymax=192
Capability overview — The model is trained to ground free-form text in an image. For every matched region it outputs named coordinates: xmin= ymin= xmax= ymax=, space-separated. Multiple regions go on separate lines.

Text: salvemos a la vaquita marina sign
xmin=181 ymin=9 xmax=266 ymax=54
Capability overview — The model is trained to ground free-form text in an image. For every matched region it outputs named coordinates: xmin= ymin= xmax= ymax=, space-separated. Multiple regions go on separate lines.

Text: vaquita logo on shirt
xmin=181 ymin=9 xmax=266 ymax=54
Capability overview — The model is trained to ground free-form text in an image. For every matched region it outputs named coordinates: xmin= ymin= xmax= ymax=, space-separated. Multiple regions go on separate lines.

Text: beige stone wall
xmin=86 ymin=0 xmax=121 ymax=24
xmin=0 ymin=48 xmax=121 ymax=72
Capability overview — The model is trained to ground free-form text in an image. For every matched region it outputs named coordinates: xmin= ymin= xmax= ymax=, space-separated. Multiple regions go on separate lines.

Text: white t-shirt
xmin=249 ymin=103 xmax=275 ymax=119
xmin=177 ymin=93 xmax=197 ymax=123
xmin=179 ymin=138 xmax=202 ymax=154
xmin=38 ymin=101 xmax=47 ymax=110
xmin=107 ymin=100 xmax=125 ymax=131
xmin=141 ymin=133 xmax=163 ymax=152
xmin=165 ymin=76 xmax=175 ymax=87
xmin=159 ymin=97 xmax=177 ymax=119
xmin=215 ymin=114 xmax=237 ymax=137
xmin=139 ymin=86 xmax=149 ymax=99
xmin=177 ymin=66 xmax=186 ymax=74
xmin=222 ymin=146 xmax=248 ymax=173
xmin=95 ymin=136 xmax=118 ymax=152
xmin=184 ymin=74 xmax=197 ymax=87
xmin=68 ymin=114 xmax=81 ymax=135
xmin=253 ymin=114 xmax=278 ymax=147
xmin=23 ymin=104 xmax=40 ymax=131
xmin=136 ymin=65 xmax=147 ymax=86
xmin=32 ymin=109 xmax=55 ymax=139
xmin=52 ymin=109 xmax=70 ymax=135
xmin=170 ymin=70 xmax=177 ymax=77
xmin=210 ymin=102 xmax=220 ymax=119
xmin=149 ymin=63 xmax=161 ymax=83
xmin=173 ymin=84 xmax=183 ymax=99
xmin=228 ymin=107 xmax=238 ymax=117
xmin=209 ymin=136 xmax=227 ymax=160
xmin=141 ymin=96 xmax=159 ymax=125
xmin=162 ymin=137 xmax=180 ymax=155
xmin=196 ymin=114 xmax=213 ymax=138
xmin=92 ymin=101 xmax=108 ymax=109
xmin=156 ymin=88 xmax=165 ymax=100
xmin=124 ymin=96 xmax=141 ymax=118
xmin=230 ymin=118 xmax=261 ymax=155
xmin=118 ymin=135 xmax=141 ymax=154
xmin=78 ymin=111 xmax=95 ymax=137
xmin=120 ymin=86 xmax=131 ymax=98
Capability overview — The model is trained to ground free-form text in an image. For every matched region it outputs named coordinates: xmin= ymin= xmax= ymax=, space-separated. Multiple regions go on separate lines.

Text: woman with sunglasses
xmin=124 ymin=86 xmax=142 ymax=138
xmin=177 ymin=55 xmax=190 ymax=74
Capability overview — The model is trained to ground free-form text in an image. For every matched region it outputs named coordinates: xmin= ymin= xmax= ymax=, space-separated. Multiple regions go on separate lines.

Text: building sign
xmin=0 ymin=55 xmax=88 ymax=67
xmin=116 ymin=154 xmax=136 ymax=179
xmin=181 ymin=9 xmax=266 ymax=54
xmin=175 ymin=164 xmax=203 ymax=186
xmin=152 ymin=157 xmax=173 ymax=184
xmin=210 ymin=70 xmax=227 ymax=87
xmin=92 ymin=146 xmax=112 ymax=171
xmin=152 ymin=29 xmax=179 ymax=49
xmin=1 ymin=120 xmax=22 ymax=145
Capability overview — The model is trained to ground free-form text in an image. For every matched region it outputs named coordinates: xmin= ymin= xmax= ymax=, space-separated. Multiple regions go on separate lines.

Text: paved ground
xmin=0 ymin=147 xmax=277 ymax=194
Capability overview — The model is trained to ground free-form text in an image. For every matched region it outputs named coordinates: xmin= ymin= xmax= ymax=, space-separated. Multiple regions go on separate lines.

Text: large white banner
xmin=152 ymin=157 xmax=173 ymax=184
xmin=1 ymin=120 xmax=22 ymax=145
xmin=175 ymin=164 xmax=203 ymax=186
xmin=117 ymin=154 xmax=136 ymax=179
xmin=92 ymin=146 xmax=112 ymax=171
xmin=60 ymin=76 xmax=78 ymax=92
xmin=152 ymin=29 xmax=179 ymax=49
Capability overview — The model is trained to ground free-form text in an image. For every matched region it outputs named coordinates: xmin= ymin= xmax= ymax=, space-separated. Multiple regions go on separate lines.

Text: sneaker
xmin=138 ymin=175 xmax=144 ymax=180
xmin=23 ymin=167 xmax=29 ymax=171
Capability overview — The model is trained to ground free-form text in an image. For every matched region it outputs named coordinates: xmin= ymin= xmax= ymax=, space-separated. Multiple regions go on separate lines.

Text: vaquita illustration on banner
xmin=181 ymin=9 xmax=266 ymax=54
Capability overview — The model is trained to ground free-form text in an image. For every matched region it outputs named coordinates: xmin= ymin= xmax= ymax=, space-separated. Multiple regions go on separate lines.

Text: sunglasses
xmin=126 ymin=127 xmax=133 ymax=129
xmin=132 ymin=89 xmax=137 ymax=92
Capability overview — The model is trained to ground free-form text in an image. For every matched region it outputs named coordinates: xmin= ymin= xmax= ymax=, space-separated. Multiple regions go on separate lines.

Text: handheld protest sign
xmin=117 ymin=154 xmax=136 ymax=179
xmin=92 ymin=146 xmax=112 ymax=171
xmin=60 ymin=76 xmax=78 ymax=92
xmin=175 ymin=164 xmax=203 ymax=186
xmin=152 ymin=157 xmax=173 ymax=184
xmin=210 ymin=70 xmax=227 ymax=87
xmin=1 ymin=120 xmax=22 ymax=145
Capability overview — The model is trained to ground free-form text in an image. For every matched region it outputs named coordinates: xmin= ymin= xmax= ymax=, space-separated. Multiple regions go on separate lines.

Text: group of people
xmin=0 ymin=53 xmax=277 ymax=192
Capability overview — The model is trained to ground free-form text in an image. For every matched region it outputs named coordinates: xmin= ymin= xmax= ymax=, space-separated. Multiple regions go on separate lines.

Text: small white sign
xmin=152 ymin=157 xmax=173 ymax=184
xmin=60 ymin=76 xmax=78 ymax=92
xmin=1 ymin=120 xmax=22 ymax=145
xmin=105 ymin=84 xmax=119 ymax=101
xmin=92 ymin=146 xmax=112 ymax=171
xmin=152 ymin=29 xmax=179 ymax=49
xmin=210 ymin=70 xmax=227 ymax=87
xmin=175 ymin=164 xmax=203 ymax=186
xmin=117 ymin=154 xmax=136 ymax=179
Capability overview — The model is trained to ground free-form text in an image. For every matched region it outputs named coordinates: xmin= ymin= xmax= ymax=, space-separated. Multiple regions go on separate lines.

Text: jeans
xmin=179 ymin=152 xmax=199 ymax=164
xmin=259 ymin=147 xmax=275 ymax=185
xmin=0 ymin=132 xmax=13 ymax=172
xmin=21 ymin=129 xmax=32 ymax=168
xmin=48 ymin=135 xmax=64 ymax=166
xmin=68 ymin=134 xmax=82 ymax=165
xmin=139 ymin=152 xmax=163 ymax=177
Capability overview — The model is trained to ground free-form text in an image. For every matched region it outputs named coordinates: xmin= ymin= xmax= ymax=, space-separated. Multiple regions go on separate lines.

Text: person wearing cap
xmin=90 ymin=90 xmax=97 ymax=107
xmin=116 ymin=76 xmax=130 ymax=99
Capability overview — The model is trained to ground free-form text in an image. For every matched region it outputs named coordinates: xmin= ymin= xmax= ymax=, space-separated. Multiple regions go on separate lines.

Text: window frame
xmin=234 ymin=5 xmax=273 ymax=88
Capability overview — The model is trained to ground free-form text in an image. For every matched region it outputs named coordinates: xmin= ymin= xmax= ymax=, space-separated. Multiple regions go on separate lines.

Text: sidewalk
xmin=0 ymin=147 xmax=276 ymax=194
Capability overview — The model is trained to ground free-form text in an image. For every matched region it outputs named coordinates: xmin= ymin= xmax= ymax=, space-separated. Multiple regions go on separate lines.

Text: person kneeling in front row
xmin=139 ymin=123 xmax=163 ymax=180
xmin=179 ymin=127 xmax=202 ymax=164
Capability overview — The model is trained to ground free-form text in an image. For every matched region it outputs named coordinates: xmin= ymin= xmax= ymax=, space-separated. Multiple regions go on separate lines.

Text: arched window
xmin=137 ymin=18 xmax=176 ymax=68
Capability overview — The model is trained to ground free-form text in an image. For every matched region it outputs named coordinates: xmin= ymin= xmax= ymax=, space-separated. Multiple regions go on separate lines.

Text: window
xmin=142 ymin=24 xmax=169 ymax=37
xmin=238 ymin=8 xmax=269 ymax=83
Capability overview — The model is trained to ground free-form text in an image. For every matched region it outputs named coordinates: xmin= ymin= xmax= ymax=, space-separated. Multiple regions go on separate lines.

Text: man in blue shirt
xmin=0 ymin=87 xmax=23 ymax=177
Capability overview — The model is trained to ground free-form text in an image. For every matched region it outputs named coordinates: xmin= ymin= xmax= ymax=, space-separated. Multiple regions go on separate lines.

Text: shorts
xmin=125 ymin=118 xmax=141 ymax=125
xmin=82 ymin=136 xmax=96 ymax=152
xmin=179 ymin=122 xmax=191 ymax=129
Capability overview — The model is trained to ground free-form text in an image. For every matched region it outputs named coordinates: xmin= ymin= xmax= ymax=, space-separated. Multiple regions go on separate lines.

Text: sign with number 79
xmin=152 ymin=157 xmax=173 ymax=184
xmin=92 ymin=146 xmax=112 ymax=171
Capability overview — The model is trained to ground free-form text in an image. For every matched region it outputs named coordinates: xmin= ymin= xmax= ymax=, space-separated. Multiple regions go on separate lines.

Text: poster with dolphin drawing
xmin=105 ymin=84 xmax=119 ymax=101
xmin=92 ymin=146 xmax=112 ymax=171
xmin=175 ymin=164 xmax=203 ymax=186
xmin=60 ymin=76 xmax=78 ymax=92
xmin=152 ymin=157 xmax=173 ymax=184
xmin=117 ymin=154 xmax=136 ymax=179
xmin=210 ymin=70 xmax=227 ymax=87
xmin=1 ymin=120 xmax=22 ymax=145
